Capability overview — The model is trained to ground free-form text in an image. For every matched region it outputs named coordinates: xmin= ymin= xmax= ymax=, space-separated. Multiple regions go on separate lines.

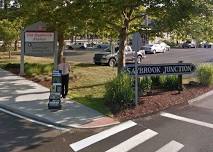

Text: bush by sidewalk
xmin=1 ymin=62 xmax=53 ymax=76
xmin=197 ymin=63 xmax=213 ymax=86
xmin=104 ymin=73 xmax=134 ymax=113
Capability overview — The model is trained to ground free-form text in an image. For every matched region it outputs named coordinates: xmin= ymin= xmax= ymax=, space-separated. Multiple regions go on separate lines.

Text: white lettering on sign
xmin=25 ymin=32 xmax=54 ymax=42
xmin=138 ymin=67 xmax=161 ymax=74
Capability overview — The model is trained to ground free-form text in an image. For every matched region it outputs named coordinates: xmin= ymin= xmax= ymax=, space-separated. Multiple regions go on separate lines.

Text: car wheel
xmin=80 ymin=46 xmax=86 ymax=49
xmin=137 ymin=55 xmax=142 ymax=64
xmin=95 ymin=62 xmax=101 ymax=65
xmin=68 ymin=46 xmax=73 ymax=50
xmin=108 ymin=58 xmax=116 ymax=67
xmin=153 ymin=50 xmax=156 ymax=54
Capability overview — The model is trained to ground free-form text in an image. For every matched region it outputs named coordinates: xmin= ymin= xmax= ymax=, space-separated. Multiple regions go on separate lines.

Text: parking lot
xmin=64 ymin=48 xmax=213 ymax=65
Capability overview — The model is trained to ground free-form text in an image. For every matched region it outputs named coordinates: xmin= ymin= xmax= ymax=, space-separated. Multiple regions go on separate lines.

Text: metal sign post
xmin=132 ymin=32 xmax=143 ymax=106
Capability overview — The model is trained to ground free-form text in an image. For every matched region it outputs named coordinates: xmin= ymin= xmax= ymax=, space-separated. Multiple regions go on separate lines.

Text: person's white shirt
xmin=58 ymin=63 xmax=70 ymax=75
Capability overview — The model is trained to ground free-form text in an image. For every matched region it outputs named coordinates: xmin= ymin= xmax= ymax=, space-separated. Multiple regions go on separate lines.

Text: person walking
xmin=58 ymin=57 xmax=70 ymax=98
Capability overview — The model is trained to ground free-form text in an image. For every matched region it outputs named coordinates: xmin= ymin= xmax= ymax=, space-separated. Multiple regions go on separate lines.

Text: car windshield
xmin=104 ymin=47 xmax=119 ymax=53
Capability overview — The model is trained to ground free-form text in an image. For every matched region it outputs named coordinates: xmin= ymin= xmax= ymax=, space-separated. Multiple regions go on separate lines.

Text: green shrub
xmin=160 ymin=75 xmax=179 ymax=90
xmin=24 ymin=63 xmax=53 ymax=76
xmin=159 ymin=75 xmax=166 ymax=88
xmin=41 ymin=64 xmax=53 ymax=74
xmin=197 ymin=64 xmax=213 ymax=86
xmin=104 ymin=73 xmax=134 ymax=113
xmin=4 ymin=63 xmax=19 ymax=69
xmin=151 ymin=76 xmax=160 ymax=86
xmin=140 ymin=76 xmax=152 ymax=94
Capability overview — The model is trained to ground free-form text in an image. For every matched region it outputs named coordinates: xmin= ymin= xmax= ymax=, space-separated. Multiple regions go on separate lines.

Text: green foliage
xmin=24 ymin=63 xmax=53 ymax=76
xmin=104 ymin=73 xmax=134 ymax=112
xmin=140 ymin=77 xmax=152 ymax=94
xmin=160 ymin=76 xmax=179 ymax=90
xmin=163 ymin=40 xmax=177 ymax=48
xmin=151 ymin=76 xmax=161 ymax=86
xmin=0 ymin=19 xmax=20 ymax=51
xmin=197 ymin=64 xmax=213 ymax=86
xmin=2 ymin=62 xmax=53 ymax=76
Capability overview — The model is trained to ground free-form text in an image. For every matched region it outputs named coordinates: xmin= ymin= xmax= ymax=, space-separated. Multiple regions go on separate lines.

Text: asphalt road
xmin=1 ymin=98 xmax=213 ymax=152
xmin=0 ymin=111 xmax=104 ymax=152
xmin=64 ymin=48 xmax=213 ymax=65
xmin=0 ymin=111 xmax=66 ymax=152
xmin=67 ymin=104 xmax=213 ymax=152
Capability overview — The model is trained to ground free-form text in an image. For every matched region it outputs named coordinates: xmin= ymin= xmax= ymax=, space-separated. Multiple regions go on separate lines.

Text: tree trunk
xmin=8 ymin=50 xmax=11 ymax=59
xmin=14 ymin=40 xmax=18 ymax=51
xmin=117 ymin=20 xmax=128 ymax=74
xmin=58 ymin=32 xmax=65 ymax=64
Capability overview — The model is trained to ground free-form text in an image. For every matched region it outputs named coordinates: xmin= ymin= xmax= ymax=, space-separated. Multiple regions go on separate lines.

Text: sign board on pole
xmin=125 ymin=63 xmax=196 ymax=76
xmin=20 ymin=21 xmax=58 ymax=75
xmin=24 ymin=32 xmax=55 ymax=56
xmin=25 ymin=32 xmax=54 ymax=42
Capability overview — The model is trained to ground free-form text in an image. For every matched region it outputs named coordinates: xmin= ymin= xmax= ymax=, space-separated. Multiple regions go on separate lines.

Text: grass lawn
xmin=0 ymin=52 xmax=116 ymax=115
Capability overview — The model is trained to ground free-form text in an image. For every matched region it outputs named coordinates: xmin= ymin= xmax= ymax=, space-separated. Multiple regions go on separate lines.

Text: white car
xmin=68 ymin=42 xmax=87 ymax=50
xmin=159 ymin=42 xmax=170 ymax=51
xmin=143 ymin=44 xmax=165 ymax=54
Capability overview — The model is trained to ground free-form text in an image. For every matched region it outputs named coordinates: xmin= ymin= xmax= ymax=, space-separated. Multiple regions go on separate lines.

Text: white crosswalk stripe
xmin=70 ymin=120 xmax=137 ymax=152
xmin=70 ymin=120 xmax=186 ymax=152
xmin=161 ymin=112 xmax=213 ymax=129
xmin=105 ymin=129 xmax=158 ymax=152
xmin=155 ymin=140 xmax=184 ymax=152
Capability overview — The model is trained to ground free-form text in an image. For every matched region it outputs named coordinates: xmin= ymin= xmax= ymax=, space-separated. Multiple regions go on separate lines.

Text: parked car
xmin=96 ymin=44 xmax=110 ymax=49
xmin=204 ymin=42 xmax=213 ymax=48
xmin=142 ymin=44 xmax=165 ymax=54
xmin=67 ymin=42 xmax=88 ymax=50
xmin=182 ymin=41 xmax=196 ymax=48
xmin=93 ymin=45 xmax=146 ymax=67
xmin=159 ymin=42 xmax=170 ymax=51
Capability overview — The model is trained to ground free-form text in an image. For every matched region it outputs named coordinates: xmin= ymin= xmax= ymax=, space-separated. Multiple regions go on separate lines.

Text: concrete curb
xmin=0 ymin=103 xmax=119 ymax=129
xmin=188 ymin=90 xmax=213 ymax=104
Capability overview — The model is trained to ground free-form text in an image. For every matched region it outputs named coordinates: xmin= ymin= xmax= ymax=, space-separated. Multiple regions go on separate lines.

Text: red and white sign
xmin=25 ymin=32 xmax=54 ymax=42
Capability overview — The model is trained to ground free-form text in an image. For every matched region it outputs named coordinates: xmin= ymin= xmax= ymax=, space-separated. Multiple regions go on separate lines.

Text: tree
xmin=19 ymin=0 xmax=92 ymax=64
xmin=0 ymin=0 xmax=22 ymax=58
xmin=0 ymin=19 xmax=20 ymax=58
xmin=88 ymin=0 xmax=209 ymax=73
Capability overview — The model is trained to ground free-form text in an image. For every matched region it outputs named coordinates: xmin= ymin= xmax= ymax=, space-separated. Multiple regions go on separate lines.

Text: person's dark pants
xmin=61 ymin=74 xmax=69 ymax=98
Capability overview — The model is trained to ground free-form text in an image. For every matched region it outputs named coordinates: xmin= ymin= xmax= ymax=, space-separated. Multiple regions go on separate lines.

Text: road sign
xmin=125 ymin=63 xmax=196 ymax=76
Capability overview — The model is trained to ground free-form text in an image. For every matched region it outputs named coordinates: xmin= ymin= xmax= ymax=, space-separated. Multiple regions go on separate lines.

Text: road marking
xmin=70 ymin=121 xmax=137 ymax=152
xmin=161 ymin=112 xmax=213 ymax=129
xmin=0 ymin=108 xmax=69 ymax=132
xmin=155 ymin=140 xmax=184 ymax=152
xmin=105 ymin=129 xmax=158 ymax=152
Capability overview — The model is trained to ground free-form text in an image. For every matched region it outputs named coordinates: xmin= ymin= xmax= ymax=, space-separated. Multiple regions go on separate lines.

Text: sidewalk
xmin=189 ymin=90 xmax=213 ymax=110
xmin=0 ymin=69 xmax=119 ymax=128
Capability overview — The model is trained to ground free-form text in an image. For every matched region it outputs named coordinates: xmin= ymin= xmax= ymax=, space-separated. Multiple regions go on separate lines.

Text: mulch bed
xmin=5 ymin=68 xmax=213 ymax=121
xmin=116 ymin=85 xmax=213 ymax=121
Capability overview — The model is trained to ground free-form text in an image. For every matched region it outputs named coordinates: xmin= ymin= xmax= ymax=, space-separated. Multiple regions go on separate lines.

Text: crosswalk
xmin=70 ymin=120 xmax=184 ymax=152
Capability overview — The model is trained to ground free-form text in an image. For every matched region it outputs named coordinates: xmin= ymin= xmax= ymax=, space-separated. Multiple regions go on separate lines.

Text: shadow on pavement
xmin=0 ymin=112 xmax=60 ymax=152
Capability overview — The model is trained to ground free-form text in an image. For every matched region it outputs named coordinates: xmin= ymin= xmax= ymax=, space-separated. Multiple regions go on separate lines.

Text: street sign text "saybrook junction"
xmin=125 ymin=63 xmax=196 ymax=76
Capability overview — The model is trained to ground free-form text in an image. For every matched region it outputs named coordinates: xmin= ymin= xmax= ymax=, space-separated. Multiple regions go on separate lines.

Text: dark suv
xmin=93 ymin=46 xmax=146 ymax=67
xmin=182 ymin=41 xmax=196 ymax=48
